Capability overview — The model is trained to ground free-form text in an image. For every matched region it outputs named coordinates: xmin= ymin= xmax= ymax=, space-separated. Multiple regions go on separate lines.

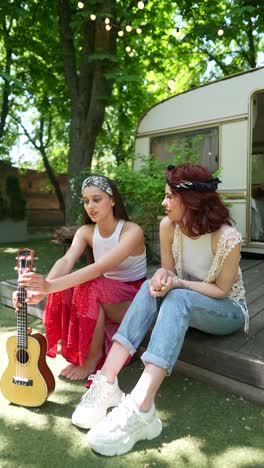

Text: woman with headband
xmin=70 ymin=163 xmax=248 ymax=456
xmin=16 ymin=175 xmax=147 ymax=381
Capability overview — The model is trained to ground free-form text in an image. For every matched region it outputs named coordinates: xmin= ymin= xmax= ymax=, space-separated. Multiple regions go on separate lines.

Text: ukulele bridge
xmin=12 ymin=376 xmax=33 ymax=386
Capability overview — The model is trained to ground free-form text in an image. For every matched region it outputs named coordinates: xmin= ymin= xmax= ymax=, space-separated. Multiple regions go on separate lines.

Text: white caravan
xmin=135 ymin=67 xmax=264 ymax=255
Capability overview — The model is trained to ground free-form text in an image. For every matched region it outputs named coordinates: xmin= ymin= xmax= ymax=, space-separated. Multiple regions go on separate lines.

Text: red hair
xmin=166 ymin=163 xmax=233 ymax=237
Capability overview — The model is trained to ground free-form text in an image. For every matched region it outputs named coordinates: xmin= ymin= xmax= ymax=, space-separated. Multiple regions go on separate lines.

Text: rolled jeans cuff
xmin=141 ymin=351 xmax=173 ymax=375
xmin=112 ymin=332 xmax=137 ymax=356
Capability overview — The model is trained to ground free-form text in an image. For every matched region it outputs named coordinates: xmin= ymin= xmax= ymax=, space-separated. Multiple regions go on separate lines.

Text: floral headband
xmin=166 ymin=165 xmax=221 ymax=192
xmin=81 ymin=175 xmax=113 ymax=196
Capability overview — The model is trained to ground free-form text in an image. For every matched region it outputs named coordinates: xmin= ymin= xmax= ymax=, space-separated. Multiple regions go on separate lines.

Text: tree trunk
xmin=58 ymin=0 xmax=117 ymax=224
xmin=40 ymin=147 xmax=66 ymax=223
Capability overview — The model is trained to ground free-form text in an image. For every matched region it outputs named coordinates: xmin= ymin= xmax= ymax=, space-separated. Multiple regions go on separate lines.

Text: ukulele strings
xmin=16 ymin=255 xmax=30 ymax=380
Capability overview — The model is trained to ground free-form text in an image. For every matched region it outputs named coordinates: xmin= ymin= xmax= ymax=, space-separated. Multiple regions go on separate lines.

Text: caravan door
xmin=250 ymin=91 xmax=264 ymax=245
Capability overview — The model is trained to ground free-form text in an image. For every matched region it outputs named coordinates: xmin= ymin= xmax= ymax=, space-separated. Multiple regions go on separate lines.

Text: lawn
xmin=0 ymin=240 xmax=264 ymax=467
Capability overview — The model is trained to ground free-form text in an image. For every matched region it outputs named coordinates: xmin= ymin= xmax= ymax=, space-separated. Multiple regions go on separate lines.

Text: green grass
xmin=1 ymin=240 xmax=264 ymax=467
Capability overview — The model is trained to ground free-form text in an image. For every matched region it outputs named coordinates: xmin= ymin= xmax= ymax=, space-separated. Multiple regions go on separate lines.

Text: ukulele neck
xmin=17 ymin=284 xmax=28 ymax=349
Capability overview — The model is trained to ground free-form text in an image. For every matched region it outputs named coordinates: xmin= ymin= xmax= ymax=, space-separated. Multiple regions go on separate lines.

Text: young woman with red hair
xmin=72 ymin=163 xmax=247 ymax=456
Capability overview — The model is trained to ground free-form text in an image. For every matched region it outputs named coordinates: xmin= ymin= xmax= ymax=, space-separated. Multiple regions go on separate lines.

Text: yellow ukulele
xmin=1 ymin=248 xmax=55 ymax=407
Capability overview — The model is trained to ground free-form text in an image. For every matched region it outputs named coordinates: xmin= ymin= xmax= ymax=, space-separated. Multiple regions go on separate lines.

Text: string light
xmin=167 ymin=79 xmax=175 ymax=91
xmin=137 ymin=1 xmax=144 ymax=9
xmin=78 ymin=1 xmax=84 ymax=8
xmin=218 ymin=28 xmax=224 ymax=36
xmin=86 ymin=9 xmax=145 ymax=57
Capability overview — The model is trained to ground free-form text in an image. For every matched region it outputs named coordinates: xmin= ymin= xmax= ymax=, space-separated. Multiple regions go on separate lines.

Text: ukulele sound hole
xmin=16 ymin=349 xmax=29 ymax=364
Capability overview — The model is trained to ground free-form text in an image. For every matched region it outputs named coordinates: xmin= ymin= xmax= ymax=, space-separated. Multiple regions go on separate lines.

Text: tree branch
xmin=57 ymin=0 xmax=79 ymax=103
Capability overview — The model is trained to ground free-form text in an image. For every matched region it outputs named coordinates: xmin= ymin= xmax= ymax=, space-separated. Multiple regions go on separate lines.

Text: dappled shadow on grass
xmin=105 ymin=361 xmax=264 ymax=466
xmin=1 ymin=310 xmax=264 ymax=467
xmin=1 ymin=361 xmax=264 ymax=468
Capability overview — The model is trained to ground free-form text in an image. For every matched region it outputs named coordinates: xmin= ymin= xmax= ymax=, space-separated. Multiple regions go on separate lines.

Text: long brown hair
xmin=166 ymin=163 xmax=233 ymax=237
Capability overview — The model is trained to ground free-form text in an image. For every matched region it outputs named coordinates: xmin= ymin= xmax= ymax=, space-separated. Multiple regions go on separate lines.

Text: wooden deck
xmin=173 ymin=256 xmax=264 ymax=404
xmin=1 ymin=256 xmax=264 ymax=404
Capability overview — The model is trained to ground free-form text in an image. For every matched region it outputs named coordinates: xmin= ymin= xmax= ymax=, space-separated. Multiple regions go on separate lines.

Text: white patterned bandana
xmin=81 ymin=175 xmax=113 ymax=196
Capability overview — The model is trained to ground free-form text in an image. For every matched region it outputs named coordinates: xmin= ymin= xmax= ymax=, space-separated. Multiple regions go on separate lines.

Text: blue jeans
xmin=113 ymin=279 xmax=245 ymax=374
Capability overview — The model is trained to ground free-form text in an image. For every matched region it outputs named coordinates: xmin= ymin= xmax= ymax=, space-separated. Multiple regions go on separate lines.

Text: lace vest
xmin=172 ymin=225 xmax=249 ymax=331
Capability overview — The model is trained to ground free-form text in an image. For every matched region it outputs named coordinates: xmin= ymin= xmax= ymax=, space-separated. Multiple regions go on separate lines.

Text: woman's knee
xmin=141 ymin=278 xmax=151 ymax=289
xmin=136 ymin=278 xmax=151 ymax=297
xmin=163 ymin=288 xmax=191 ymax=313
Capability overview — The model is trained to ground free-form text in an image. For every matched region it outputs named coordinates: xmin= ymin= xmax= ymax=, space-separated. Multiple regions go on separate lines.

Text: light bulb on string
xmin=126 ymin=46 xmax=131 ymax=52
xmin=105 ymin=24 xmax=112 ymax=31
xmin=118 ymin=30 xmax=124 ymax=37
xmin=218 ymin=28 xmax=224 ymax=36
xmin=78 ymin=1 xmax=84 ymax=8
xmin=125 ymin=25 xmax=132 ymax=32
xmin=137 ymin=1 xmax=144 ymax=9
xmin=90 ymin=14 xmax=96 ymax=21
xmin=136 ymin=27 xmax=142 ymax=34
xmin=105 ymin=17 xmax=110 ymax=24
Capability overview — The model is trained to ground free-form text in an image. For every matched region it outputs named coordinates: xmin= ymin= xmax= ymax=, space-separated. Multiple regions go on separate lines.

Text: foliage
xmin=1 ymin=0 xmax=264 ymax=225
xmin=173 ymin=0 xmax=264 ymax=78
xmin=0 ymin=173 xmax=26 ymax=221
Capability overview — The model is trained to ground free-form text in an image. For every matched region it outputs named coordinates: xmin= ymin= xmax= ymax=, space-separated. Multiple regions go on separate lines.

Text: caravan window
xmin=150 ymin=127 xmax=219 ymax=173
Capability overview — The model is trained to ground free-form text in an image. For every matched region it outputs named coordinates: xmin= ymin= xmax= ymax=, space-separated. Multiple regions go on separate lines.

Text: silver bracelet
xmin=174 ymin=277 xmax=191 ymax=290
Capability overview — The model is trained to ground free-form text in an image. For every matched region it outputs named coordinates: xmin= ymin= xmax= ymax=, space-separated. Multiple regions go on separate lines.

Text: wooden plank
xmin=238 ymin=327 xmax=264 ymax=360
xmin=178 ymin=332 xmax=264 ymax=388
xmin=248 ymin=295 xmax=264 ymax=318
xmin=0 ymin=279 xmax=45 ymax=319
xmin=248 ymin=307 xmax=264 ymax=336
xmin=175 ymin=360 xmax=264 ymax=405
xmin=246 ymin=282 xmax=264 ymax=304
xmin=193 ymin=329 xmax=250 ymax=353
xmin=215 ymin=306 xmax=264 ymax=353
xmin=240 ymin=258 xmax=264 ymax=272
xmin=243 ymin=262 xmax=264 ymax=286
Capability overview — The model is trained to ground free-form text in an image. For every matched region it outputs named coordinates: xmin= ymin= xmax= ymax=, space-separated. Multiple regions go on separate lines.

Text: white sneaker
xmin=86 ymin=394 xmax=163 ymax=456
xmin=71 ymin=371 xmax=123 ymax=429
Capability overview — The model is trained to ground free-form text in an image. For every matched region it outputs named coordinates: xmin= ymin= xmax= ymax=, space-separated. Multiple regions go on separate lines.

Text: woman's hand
xmin=150 ymin=268 xmax=168 ymax=291
xmin=149 ymin=268 xmax=187 ymax=298
xmin=149 ymin=268 xmax=174 ymax=298
xmin=18 ymin=272 xmax=51 ymax=295
xmin=12 ymin=290 xmax=45 ymax=311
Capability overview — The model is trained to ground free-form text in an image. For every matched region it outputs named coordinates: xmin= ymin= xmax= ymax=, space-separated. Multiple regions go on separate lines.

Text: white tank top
xmin=93 ymin=220 xmax=146 ymax=282
xmin=181 ymin=232 xmax=214 ymax=281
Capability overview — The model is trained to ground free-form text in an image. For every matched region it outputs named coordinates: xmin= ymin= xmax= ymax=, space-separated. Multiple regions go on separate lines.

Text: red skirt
xmin=43 ymin=276 xmax=145 ymax=366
